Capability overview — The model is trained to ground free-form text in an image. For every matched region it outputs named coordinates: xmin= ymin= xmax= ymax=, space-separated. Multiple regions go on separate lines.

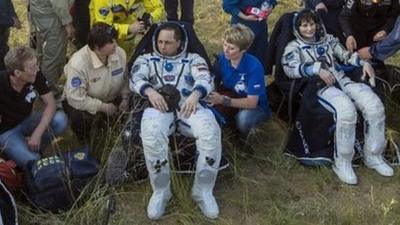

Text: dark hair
xmin=87 ymin=22 xmax=118 ymax=50
xmin=295 ymin=10 xmax=319 ymax=29
xmin=157 ymin=23 xmax=182 ymax=41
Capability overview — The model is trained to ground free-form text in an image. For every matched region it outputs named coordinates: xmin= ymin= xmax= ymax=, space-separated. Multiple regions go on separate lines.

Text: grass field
xmin=8 ymin=0 xmax=400 ymax=224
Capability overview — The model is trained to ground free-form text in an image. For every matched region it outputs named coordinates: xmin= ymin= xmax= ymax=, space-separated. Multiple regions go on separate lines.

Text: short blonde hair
xmin=4 ymin=46 xmax=37 ymax=72
xmin=223 ymin=24 xmax=254 ymax=51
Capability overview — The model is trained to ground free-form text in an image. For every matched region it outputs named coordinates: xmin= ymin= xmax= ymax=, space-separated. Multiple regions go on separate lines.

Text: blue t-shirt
xmin=216 ymin=53 xmax=271 ymax=114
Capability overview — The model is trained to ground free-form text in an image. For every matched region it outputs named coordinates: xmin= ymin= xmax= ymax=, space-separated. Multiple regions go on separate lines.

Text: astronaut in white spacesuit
xmin=129 ymin=22 xmax=221 ymax=219
xmin=281 ymin=9 xmax=393 ymax=185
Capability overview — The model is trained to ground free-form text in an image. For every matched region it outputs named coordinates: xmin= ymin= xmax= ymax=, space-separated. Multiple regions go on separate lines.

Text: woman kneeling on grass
xmin=207 ymin=24 xmax=271 ymax=136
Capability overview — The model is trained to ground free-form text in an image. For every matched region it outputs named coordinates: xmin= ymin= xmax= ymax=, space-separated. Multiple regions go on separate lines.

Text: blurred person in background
xmin=164 ymin=0 xmax=194 ymax=24
xmin=358 ymin=16 xmax=400 ymax=61
xmin=29 ymin=0 xmax=75 ymax=98
xmin=223 ymin=0 xmax=277 ymax=71
xmin=71 ymin=0 xmax=91 ymax=49
xmin=0 ymin=0 xmax=21 ymax=70
xmin=339 ymin=0 xmax=400 ymax=53
xmin=89 ymin=0 xmax=164 ymax=56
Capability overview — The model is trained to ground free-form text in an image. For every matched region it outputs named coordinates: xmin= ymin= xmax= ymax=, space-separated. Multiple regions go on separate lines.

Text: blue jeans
xmin=0 ymin=111 xmax=68 ymax=168
xmin=235 ymin=107 xmax=270 ymax=135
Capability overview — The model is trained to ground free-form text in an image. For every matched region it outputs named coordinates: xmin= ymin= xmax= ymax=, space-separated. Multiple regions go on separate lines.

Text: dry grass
xmin=8 ymin=0 xmax=400 ymax=224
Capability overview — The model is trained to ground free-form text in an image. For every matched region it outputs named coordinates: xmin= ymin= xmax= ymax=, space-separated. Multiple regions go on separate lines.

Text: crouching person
xmin=0 ymin=46 xmax=68 ymax=168
xmin=130 ymin=22 xmax=222 ymax=219
xmin=207 ymin=24 xmax=271 ymax=136
xmin=62 ymin=23 xmax=130 ymax=144
xmin=281 ymin=9 xmax=393 ymax=184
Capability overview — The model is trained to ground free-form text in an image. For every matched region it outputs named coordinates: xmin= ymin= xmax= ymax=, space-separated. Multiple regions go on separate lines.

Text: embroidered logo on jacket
xmin=112 ymin=67 xmax=124 ymax=76
xmin=71 ymin=77 xmax=82 ymax=87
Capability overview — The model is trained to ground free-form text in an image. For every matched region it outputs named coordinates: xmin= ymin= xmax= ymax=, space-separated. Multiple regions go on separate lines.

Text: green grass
xmin=9 ymin=0 xmax=400 ymax=224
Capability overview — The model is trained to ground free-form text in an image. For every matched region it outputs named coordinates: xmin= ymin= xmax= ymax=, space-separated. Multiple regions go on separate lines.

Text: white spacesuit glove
xmin=361 ymin=63 xmax=376 ymax=87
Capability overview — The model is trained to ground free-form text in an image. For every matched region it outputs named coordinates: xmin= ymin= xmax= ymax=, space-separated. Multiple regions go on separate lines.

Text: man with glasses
xmin=0 ymin=46 xmax=68 ymax=168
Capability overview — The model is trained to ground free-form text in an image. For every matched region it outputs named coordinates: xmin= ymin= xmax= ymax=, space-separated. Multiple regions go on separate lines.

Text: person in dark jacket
xmin=339 ymin=0 xmax=400 ymax=52
xmin=222 ymin=0 xmax=277 ymax=71
xmin=164 ymin=0 xmax=194 ymax=24
xmin=358 ymin=16 xmax=400 ymax=60
xmin=71 ymin=0 xmax=91 ymax=49
xmin=0 ymin=0 xmax=21 ymax=70
xmin=305 ymin=0 xmax=345 ymax=44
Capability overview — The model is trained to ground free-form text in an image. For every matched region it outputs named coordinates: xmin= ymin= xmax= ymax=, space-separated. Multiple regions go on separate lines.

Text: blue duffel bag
xmin=24 ymin=146 xmax=99 ymax=212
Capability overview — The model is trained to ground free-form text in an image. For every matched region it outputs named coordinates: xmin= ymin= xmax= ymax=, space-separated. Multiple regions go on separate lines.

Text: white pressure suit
xmin=129 ymin=24 xmax=221 ymax=219
xmin=282 ymin=10 xmax=393 ymax=184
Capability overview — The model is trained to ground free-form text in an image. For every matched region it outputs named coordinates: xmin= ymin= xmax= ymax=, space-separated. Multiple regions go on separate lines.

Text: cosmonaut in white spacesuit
xmin=281 ymin=9 xmax=393 ymax=185
xmin=129 ymin=22 xmax=221 ymax=219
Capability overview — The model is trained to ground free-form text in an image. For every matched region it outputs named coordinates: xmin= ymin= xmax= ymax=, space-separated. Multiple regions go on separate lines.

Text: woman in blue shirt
xmin=207 ymin=24 xmax=271 ymax=135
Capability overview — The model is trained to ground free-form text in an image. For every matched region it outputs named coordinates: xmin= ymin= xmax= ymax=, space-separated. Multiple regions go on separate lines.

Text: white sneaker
xmin=364 ymin=155 xmax=394 ymax=177
xmin=332 ymin=161 xmax=358 ymax=185
xmin=147 ymin=190 xmax=172 ymax=220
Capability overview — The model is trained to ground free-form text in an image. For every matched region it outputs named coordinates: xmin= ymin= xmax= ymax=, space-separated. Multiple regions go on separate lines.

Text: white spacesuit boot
xmin=146 ymin=156 xmax=172 ymax=220
xmin=185 ymin=108 xmax=222 ymax=219
xmin=332 ymin=121 xmax=358 ymax=185
xmin=333 ymin=152 xmax=357 ymax=185
xmin=364 ymin=152 xmax=394 ymax=177
xmin=192 ymin=155 xmax=220 ymax=219
xmin=141 ymin=108 xmax=174 ymax=220
xmin=363 ymin=115 xmax=393 ymax=177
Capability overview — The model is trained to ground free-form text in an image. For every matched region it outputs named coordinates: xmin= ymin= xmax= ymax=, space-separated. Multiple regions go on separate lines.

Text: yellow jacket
xmin=89 ymin=0 xmax=164 ymax=40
